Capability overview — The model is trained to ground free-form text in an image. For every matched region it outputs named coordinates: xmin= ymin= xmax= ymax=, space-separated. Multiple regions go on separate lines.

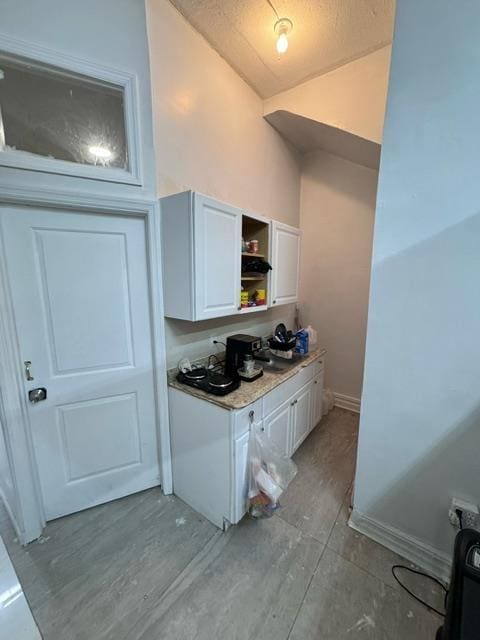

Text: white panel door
xmin=271 ymin=221 xmax=301 ymax=307
xmin=263 ymin=400 xmax=292 ymax=456
xmin=193 ymin=194 xmax=242 ymax=320
xmin=292 ymin=383 xmax=313 ymax=454
xmin=1 ymin=207 xmax=160 ymax=520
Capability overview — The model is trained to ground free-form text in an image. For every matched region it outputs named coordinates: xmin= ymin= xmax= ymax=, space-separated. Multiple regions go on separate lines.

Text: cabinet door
xmin=292 ymin=383 xmax=313 ymax=454
xmin=193 ymin=194 xmax=242 ymax=320
xmin=233 ymin=430 xmax=250 ymax=524
xmin=312 ymin=370 xmax=324 ymax=431
xmin=271 ymin=221 xmax=301 ymax=307
xmin=263 ymin=400 xmax=292 ymax=456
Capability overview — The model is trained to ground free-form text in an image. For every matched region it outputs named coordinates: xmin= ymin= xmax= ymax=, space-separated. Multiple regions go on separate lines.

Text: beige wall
xmin=146 ymin=0 xmax=301 ymax=226
xmin=264 ymin=46 xmax=391 ymax=145
xmin=146 ymin=0 xmax=301 ymax=367
xmin=299 ymin=150 xmax=378 ymax=400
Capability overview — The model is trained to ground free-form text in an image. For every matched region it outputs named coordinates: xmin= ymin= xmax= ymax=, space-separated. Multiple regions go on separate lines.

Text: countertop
xmin=167 ymin=348 xmax=326 ymax=411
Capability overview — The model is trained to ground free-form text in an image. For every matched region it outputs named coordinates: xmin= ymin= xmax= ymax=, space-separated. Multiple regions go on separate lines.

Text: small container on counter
xmin=295 ymin=329 xmax=309 ymax=355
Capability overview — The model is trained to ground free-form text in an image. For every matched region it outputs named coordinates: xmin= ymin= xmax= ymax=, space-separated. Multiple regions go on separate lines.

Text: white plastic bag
xmin=306 ymin=325 xmax=318 ymax=346
xmin=248 ymin=425 xmax=297 ymax=518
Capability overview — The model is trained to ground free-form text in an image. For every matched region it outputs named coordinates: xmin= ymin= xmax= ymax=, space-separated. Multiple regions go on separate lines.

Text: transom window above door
xmin=0 ymin=38 xmax=141 ymax=185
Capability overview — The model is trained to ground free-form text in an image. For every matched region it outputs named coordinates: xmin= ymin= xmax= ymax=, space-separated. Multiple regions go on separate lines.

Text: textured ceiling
xmin=168 ymin=0 xmax=395 ymax=98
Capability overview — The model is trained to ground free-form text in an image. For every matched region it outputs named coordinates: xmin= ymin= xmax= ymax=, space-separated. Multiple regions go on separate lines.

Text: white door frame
xmin=0 ymin=184 xmax=172 ymax=544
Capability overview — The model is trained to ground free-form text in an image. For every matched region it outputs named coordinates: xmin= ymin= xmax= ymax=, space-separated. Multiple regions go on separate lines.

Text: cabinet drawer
xmin=263 ymin=361 xmax=315 ymax=416
xmin=233 ymin=398 xmax=263 ymax=438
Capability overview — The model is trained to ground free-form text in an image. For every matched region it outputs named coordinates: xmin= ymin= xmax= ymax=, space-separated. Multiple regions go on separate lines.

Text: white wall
xmin=264 ymin=46 xmax=391 ymax=145
xmin=147 ymin=0 xmax=302 ymax=366
xmin=0 ymin=0 xmax=157 ymax=200
xmin=299 ymin=150 xmax=377 ymax=400
xmin=354 ymin=0 xmax=480 ymax=570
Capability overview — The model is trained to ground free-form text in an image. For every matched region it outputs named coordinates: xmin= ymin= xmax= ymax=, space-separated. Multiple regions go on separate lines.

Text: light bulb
xmin=89 ymin=145 xmax=112 ymax=160
xmin=274 ymin=18 xmax=292 ymax=55
xmin=276 ymin=32 xmax=289 ymax=54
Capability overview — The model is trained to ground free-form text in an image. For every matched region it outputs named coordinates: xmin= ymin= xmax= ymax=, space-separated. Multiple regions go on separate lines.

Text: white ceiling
xmin=168 ymin=0 xmax=395 ymax=98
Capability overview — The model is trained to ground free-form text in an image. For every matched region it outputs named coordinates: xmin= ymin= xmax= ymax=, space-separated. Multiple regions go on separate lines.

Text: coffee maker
xmin=225 ymin=334 xmax=262 ymax=381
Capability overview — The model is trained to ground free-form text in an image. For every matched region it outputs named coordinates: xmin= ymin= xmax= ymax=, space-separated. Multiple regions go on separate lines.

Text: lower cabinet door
xmin=292 ymin=383 xmax=313 ymax=454
xmin=233 ymin=430 xmax=250 ymax=523
xmin=263 ymin=400 xmax=292 ymax=456
xmin=312 ymin=371 xmax=324 ymax=430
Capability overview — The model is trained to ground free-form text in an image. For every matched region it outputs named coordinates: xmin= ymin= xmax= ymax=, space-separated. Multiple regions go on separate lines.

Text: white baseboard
xmin=350 ymin=509 xmax=451 ymax=582
xmin=333 ymin=392 xmax=361 ymax=413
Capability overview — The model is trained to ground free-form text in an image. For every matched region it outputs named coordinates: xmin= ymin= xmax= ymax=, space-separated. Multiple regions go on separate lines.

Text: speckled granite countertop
xmin=167 ymin=348 xmax=326 ymax=411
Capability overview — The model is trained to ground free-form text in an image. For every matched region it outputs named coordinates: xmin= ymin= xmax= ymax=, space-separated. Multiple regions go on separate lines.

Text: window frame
xmin=0 ymin=34 xmax=143 ymax=186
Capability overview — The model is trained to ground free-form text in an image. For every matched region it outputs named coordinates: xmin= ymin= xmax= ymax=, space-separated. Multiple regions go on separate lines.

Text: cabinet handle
xmin=273 ymin=300 xmax=276 ymax=304
xmin=314 ymin=381 xmax=318 ymax=384
xmin=290 ymin=401 xmax=295 ymax=407
xmin=237 ymin=305 xmax=242 ymax=311
xmin=261 ymin=426 xmax=265 ymax=432
xmin=249 ymin=410 xmax=255 ymax=423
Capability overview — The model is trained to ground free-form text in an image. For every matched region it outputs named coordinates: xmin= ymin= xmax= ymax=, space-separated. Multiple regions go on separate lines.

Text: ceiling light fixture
xmin=266 ymin=1 xmax=293 ymax=55
xmin=274 ymin=17 xmax=293 ymax=55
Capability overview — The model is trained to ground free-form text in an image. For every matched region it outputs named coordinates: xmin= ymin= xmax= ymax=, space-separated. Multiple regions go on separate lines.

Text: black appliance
xmin=225 ymin=334 xmax=262 ymax=381
xmin=176 ymin=367 xmax=239 ymax=396
xmin=437 ymin=528 xmax=480 ymax=639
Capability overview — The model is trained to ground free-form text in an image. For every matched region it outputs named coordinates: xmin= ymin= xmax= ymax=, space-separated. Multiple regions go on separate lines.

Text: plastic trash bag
xmin=248 ymin=425 xmax=297 ymax=518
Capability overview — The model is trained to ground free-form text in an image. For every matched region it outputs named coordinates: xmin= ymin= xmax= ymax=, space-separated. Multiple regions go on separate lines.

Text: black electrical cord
xmin=391 ymin=565 xmax=448 ymax=617
xmin=265 ymin=0 xmax=280 ymax=20
xmin=213 ymin=340 xmax=226 ymax=348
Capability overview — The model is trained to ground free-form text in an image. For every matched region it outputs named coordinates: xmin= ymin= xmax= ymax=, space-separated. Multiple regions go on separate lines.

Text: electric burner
xmin=176 ymin=367 xmax=240 ymax=396
xmin=183 ymin=367 xmax=207 ymax=380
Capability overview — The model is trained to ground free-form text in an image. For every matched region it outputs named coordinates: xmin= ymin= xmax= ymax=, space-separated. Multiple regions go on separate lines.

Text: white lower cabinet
xmin=312 ymin=369 xmax=324 ymax=429
xmin=263 ymin=400 xmax=292 ymax=456
xmin=169 ymin=355 xmax=325 ymax=529
xmin=291 ymin=382 xmax=313 ymax=453
xmin=233 ymin=430 xmax=250 ymax=524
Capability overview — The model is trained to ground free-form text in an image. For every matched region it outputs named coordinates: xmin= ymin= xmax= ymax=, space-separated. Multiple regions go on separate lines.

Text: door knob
xmin=28 ymin=387 xmax=47 ymax=403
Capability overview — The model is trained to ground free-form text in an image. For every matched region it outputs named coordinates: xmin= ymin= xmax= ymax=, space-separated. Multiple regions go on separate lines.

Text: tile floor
xmin=0 ymin=408 xmax=444 ymax=639
xmin=0 ymin=535 xmax=41 ymax=639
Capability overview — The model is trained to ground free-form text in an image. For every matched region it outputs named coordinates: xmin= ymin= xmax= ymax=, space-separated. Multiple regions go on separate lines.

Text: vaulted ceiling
xmin=168 ymin=0 xmax=395 ymax=98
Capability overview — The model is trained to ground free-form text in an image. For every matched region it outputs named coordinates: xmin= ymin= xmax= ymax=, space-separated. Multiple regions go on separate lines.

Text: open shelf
xmin=239 ymin=304 xmax=268 ymax=315
xmin=240 ymin=213 xmax=270 ymax=313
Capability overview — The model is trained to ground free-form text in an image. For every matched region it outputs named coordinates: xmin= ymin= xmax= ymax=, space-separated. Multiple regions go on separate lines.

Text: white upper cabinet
xmin=194 ymin=194 xmax=242 ymax=320
xmin=270 ymin=222 xmax=301 ymax=307
xmin=161 ymin=191 xmax=242 ymax=321
xmin=161 ymin=191 xmax=300 ymax=321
